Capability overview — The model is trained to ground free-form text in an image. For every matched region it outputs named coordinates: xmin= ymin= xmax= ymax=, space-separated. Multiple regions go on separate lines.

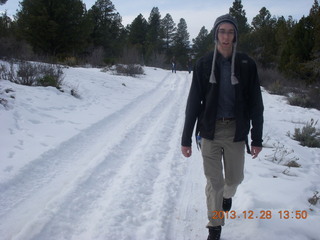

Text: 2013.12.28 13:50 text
xmin=212 ymin=210 xmax=308 ymax=220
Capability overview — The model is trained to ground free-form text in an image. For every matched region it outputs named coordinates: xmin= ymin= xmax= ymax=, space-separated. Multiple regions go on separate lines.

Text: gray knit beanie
xmin=209 ymin=14 xmax=239 ymax=85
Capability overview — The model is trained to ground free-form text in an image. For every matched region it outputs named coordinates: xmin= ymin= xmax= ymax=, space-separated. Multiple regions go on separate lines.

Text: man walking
xmin=171 ymin=56 xmax=177 ymax=73
xmin=181 ymin=14 xmax=264 ymax=240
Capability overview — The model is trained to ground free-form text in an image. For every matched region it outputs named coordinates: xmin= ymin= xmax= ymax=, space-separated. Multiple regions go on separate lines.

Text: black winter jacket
xmin=181 ymin=51 xmax=264 ymax=147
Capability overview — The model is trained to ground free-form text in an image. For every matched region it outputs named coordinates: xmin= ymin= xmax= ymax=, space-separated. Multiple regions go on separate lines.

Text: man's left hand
xmin=251 ymin=146 xmax=262 ymax=159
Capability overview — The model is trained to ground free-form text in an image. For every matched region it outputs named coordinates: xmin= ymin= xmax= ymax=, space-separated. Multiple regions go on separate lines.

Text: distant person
xmin=171 ymin=56 xmax=176 ymax=73
xmin=187 ymin=57 xmax=193 ymax=74
xmin=181 ymin=14 xmax=264 ymax=240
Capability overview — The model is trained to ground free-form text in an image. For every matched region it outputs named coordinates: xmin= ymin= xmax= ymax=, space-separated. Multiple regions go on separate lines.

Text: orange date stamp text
xmin=212 ymin=210 xmax=308 ymax=220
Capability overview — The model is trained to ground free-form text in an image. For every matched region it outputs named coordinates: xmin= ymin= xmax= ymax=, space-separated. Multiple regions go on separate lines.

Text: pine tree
xmin=128 ymin=14 xmax=147 ymax=46
xmin=88 ymin=0 xmax=123 ymax=61
xmin=16 ymin=0 xmax=91 ymax=57
xmin=172 ymin=18 xmax=190 ymax=70
xmin=275 ymin=16 xmax=293 ymax=70
xmin=0 ymin=11 xmax=11 ymax=37
xmin=192 ymin=26 xmax=213 ymax=60
xmin=278 ymin=16 xmax=297 ymax=72
xmin=229 ymin=0 xmax=250 ymax=35
xmin=0 ymin=0 xmax=8 ymax=5
xmin=127 ymin=14 xmax=148 ymax=63
xmin=252 ymin=7 xmax=273 ymax=30
xmin=229 ymin=0 xmax=250 ymax=51
xmin=146 ymin=7 xmax=163 ymax=51
xmin=293 ymin=17 xmax=313 ymax=62
xmin=145 ymin=7 xmax=164 ymax=65
xmin=161 ymin=13 xmax=176 ymax=51
xmin=278 ymin=15 xmax=317 ymax=83
xmin=251 ymin=7 xmax=277 ymax=67
xmin=308 ymin=0 xmax=320 ymax=82
xmin=310 ymin=0 xmax=320 ymax=16
xmin=309 ymin=0 xmax=320 ymax=58
xmin=275 ymin=16 xmax=290 ymax=54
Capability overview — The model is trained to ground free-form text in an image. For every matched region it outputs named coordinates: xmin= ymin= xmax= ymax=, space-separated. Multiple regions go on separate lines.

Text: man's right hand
xmin=181 ymin=146 xmax=192 ymax=158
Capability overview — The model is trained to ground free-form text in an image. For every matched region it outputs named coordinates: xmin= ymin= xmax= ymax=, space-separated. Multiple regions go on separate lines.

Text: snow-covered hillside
xmin=0 ymin=64 xmax=319 ymax=240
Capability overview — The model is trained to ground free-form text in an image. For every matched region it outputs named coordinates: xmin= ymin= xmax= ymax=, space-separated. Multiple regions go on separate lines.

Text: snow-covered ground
xmin=0 ymin=63 xmax=319 ymax=240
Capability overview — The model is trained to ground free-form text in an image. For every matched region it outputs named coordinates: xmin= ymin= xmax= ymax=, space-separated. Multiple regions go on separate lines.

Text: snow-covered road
xmin=1 ymin=69 xmax=193 ymax=239
xmin=1 ymin=65 xmax=319 ymax=240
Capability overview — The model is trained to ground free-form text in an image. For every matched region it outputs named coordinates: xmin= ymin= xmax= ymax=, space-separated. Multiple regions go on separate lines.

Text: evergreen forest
xmin=0 ymin=0 xmax=319 ymax=109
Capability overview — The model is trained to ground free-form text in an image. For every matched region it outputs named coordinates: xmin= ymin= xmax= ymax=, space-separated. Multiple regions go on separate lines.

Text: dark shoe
xmin=223 ymin=198 xmax=232 ymax=211
xmin=207 ymin=226 xmax=221 ymax=240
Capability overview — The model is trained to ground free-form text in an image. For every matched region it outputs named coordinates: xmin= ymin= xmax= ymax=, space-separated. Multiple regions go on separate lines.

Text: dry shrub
xmin=86 ymin=46 xmax=105 ymax=67
xmin=293 ymin=119 xmax=320 ymax=148
xmin=308 ymin=191 xmax=319 ymax=206
xmin=115 ymin=64 xmax=144 ymax=77
xmin=1 ymin=61 xmax=64 ymax=88
xmin=259 ymin=66 xmax=320 ymax=110
xmin=258 ymin=67 xmax=289 ymax=95
xmin=287 ymin=94 xmax=313 ymax=108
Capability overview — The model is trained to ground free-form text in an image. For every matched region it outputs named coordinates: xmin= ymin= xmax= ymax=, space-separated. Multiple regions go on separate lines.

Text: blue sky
xmin=1 ymin=0 xmax=316 ymax=39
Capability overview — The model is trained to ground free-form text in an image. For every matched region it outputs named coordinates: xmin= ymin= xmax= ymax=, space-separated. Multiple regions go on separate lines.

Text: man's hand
xmin=251 ymin=146 xmax=262 ymax=159
xmin=181 ymin=146 xmax=192 ymax=158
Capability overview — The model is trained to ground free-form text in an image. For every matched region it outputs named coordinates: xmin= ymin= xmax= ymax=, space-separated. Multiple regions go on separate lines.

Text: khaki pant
xmin=201 ymin=120 xmax=245 ymax=227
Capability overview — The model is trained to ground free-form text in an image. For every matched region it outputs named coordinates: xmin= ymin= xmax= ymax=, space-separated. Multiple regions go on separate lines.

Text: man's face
xmin=217 ymin=23 xmax=235 ymax=52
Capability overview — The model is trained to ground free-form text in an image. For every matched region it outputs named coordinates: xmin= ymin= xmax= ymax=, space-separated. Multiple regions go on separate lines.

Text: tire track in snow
xmin=28 ymin=72 xmax=192 ymax=240
xmin=0 ymin=71 xmax=180 ymax=239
